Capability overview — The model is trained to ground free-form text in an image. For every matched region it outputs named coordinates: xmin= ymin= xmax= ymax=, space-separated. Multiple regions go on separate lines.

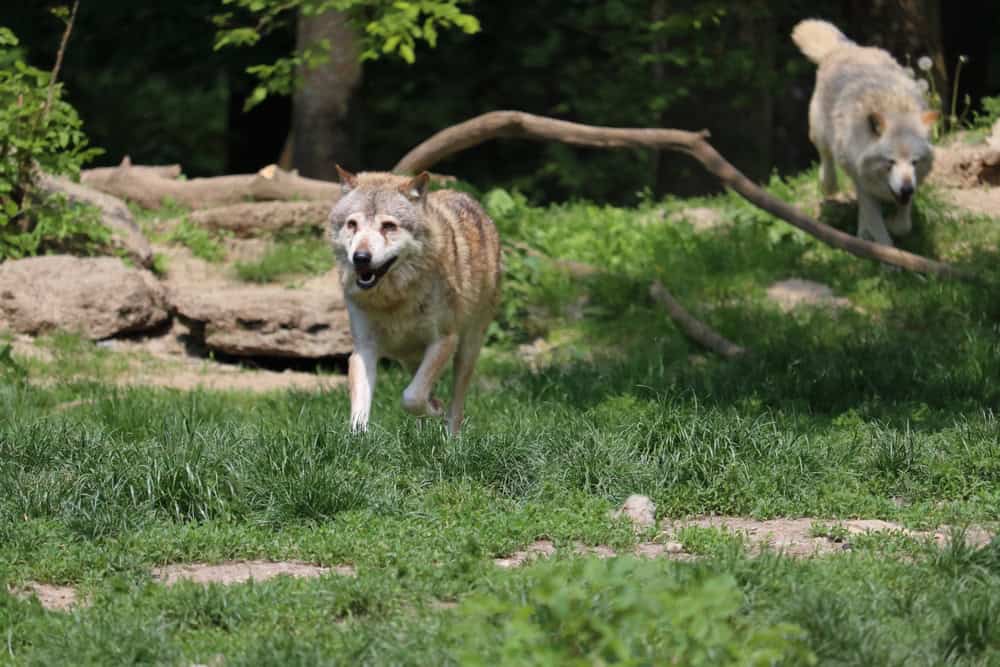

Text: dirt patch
xmin=9 ymin=582 xmax=82 ymax=612
xmin=766 ymin=279 xmax=852 ymax=313
xmin=938 ymin=186 xmax=1000 ymax=219
xmin=151 ymin=560 xmax=354 ymax=586
xmin=662 ymin=516 xmax=995 ymax=557
xmin=494 ymin=518 xmax=994 ymax=569
xmin=665 ymin=206 xmax=728 ymax=232
xmin=494 ymin=540 xmax=556 ymax=568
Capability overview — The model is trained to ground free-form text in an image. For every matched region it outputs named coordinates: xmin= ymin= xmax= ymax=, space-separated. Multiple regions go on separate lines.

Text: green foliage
xmin=214 ymin=0 xmax=480 ymax=109
xmin=166 ymin=219 xmax=226 ymax=263
xmin=0 ymin=25 xmax=104 ymax=260
xmin=0 ymin=341 xmax=27 ymax=384
xmin=233 ymin=234 xmax=333 ymax=283
xmin=449 ymin=559 xmax=816 ymax=666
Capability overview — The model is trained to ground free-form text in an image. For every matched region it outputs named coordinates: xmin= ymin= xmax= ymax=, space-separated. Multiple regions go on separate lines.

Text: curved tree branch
xmin=650 ymin=281 xmax=747 ymax=359
xmin=394 ymin=110 xmax=976 ymax=283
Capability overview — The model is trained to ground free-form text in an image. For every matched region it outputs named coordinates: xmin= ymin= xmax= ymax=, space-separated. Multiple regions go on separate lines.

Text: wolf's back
xmin=427 ymin=190 xmax=502 ymax=309
xmin=792 ymin=19 xmax=851 ymax=64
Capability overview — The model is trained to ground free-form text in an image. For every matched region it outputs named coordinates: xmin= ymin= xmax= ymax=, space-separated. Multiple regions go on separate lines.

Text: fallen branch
xmin=649 ymin=281 xmax=747 ymax=358
xmin=81 ymin=162 xmax=341 ymax=210
xmin=505 ymin=241 xmax=743 ymax=358
xmin=82 ymin=157 xmax=183 ymax=184
xmin=395 ymin=110 xmax=975 ymax=282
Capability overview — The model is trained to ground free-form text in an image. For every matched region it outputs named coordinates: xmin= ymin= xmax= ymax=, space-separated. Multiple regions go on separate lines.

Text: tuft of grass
xmin=233 ymin=235 xmax=333 ymax=284
xmin=166 ymin=218 xmax=226 ymax=263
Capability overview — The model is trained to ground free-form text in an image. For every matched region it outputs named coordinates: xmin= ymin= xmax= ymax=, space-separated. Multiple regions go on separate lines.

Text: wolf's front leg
xmin=402 ymin=334 xmax=457 ymax=418
xmin=856 ymin=190 xmax=894 ymax=246
xmin=349 ymin=347 xmax=377 ymax=432
xmin=885 ymin=201 xmax=913 ymax=237
xmin=819 ymin=148 xmax=838 ymax=197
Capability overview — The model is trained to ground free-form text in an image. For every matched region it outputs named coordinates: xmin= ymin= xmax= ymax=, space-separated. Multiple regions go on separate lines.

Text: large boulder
xmin=0 ymin=256 xmax=171 ymax=339
xmin=172 ymin=274 xmax=352 ymax=358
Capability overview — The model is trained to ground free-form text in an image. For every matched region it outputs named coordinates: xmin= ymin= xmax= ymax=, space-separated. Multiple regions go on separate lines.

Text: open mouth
xmin=895 ymin=191 xmax=913 ymax=206
xmin=355 ymin=256 xmax=397 ymax=290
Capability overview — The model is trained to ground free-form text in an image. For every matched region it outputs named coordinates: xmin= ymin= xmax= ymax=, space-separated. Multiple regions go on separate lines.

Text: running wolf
xmin=792 ymin=19 xmax=939 ymax=245
xmin=329 ymin=167 xmax=501 ymax=435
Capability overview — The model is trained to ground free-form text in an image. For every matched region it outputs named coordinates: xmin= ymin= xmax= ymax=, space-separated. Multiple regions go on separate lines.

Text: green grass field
xmin=3 ymin=171 xmax=1000 ymax=665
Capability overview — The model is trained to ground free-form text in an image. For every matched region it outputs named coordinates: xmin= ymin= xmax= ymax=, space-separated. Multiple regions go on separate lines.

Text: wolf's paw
xmin=401 ymin=390 xmax=443 ymax=417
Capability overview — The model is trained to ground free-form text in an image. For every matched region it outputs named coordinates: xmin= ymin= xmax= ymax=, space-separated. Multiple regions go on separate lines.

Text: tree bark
xmin=394 ymin=110 xmax=975 ymax=282
xmin=292 ymin=9 xmax=363 ymax=179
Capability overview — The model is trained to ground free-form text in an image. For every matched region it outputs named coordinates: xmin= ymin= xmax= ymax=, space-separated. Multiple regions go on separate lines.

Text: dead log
xmin=394 ymin=110 xmax=975 ymax=282
xmin=249 ymin=164 xmax=341 ymax=203
xmin=81 ymin=162 xmax=342 ymax=210
xmin=649 ymin=281 xmax=747 ymax=358
xmin=36 ymin=172 xmax=153 ymax=268
xmin=189 ymin=200 xmax=331 ymax=238
xmin=82 ymin=156 xmax=183 ymax=184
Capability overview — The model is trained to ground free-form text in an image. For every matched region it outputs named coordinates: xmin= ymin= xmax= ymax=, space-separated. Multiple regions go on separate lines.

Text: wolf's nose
xmin=898 ymin=183 xmax=914 ymax=203
xmin=353 ymin=251 xmax=372 ymax=266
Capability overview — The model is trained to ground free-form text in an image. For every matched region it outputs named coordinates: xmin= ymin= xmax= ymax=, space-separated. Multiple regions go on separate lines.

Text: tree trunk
xmin=291 ymin=9 xmax=362 ymax=180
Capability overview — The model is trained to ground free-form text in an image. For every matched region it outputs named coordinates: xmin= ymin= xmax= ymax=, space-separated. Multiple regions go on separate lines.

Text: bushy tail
xmin=792 ymin=19 xmax=851 ymax=64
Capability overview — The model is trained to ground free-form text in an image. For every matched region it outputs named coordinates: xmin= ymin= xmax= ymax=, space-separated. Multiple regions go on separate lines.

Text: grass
xmin=3 ymin=168 xmax=1000 ymax=664
xmin=233 ymin=233 xmax=334 ymax=284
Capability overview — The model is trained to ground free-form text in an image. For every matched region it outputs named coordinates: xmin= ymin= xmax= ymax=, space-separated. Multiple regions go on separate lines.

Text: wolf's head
xmin=858 ymin=110 xmax=939 ymax=206
xmin=328 ymin=167 xmax=431 ymax=292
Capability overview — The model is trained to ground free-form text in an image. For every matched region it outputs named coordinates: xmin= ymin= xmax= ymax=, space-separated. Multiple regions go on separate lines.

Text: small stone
xmin=611 ymin=494 xmax=656 ymax=530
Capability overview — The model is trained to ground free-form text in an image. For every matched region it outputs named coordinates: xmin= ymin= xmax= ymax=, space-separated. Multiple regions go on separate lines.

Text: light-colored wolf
xmin=792 ymin=19 xmax=939 ymax=246
xmin=328 ymin=167 xmax=501 ymax=435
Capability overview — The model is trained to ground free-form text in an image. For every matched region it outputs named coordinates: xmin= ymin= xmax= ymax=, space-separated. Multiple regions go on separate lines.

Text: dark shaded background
xmin=5 ymin=1 xmax=999 ymax=203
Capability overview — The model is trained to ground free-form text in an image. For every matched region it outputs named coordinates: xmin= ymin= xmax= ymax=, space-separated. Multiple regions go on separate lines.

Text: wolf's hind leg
xmin=402 ymin=334 xmax=457 ymax=418
xmin=447 ymin=326 xmax=488 ymax=436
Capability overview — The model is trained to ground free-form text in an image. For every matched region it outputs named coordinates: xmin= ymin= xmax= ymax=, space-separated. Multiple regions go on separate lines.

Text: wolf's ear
xmin=921 ymin=110 xmax=941 ymax=128
xmin=401 ymin=172 xmax=430 ymax=201
xmin=335 ymin=165 xmax=357 ymax=192
xmin=868 ymin=112 xmax=886 ymax=137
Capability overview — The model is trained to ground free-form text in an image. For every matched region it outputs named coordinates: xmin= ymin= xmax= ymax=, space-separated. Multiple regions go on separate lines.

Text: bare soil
xmin=151 ymin=560 xmax=355 ymax=586
xmin=492 ymin=517 xmax=995 ymax=568
xmin=8 ymin=582 xmax=81 ymax=612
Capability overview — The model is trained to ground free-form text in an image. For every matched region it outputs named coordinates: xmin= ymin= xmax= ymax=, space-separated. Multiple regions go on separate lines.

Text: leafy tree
xmin=214 ymin=0 xmax=481 ymax=110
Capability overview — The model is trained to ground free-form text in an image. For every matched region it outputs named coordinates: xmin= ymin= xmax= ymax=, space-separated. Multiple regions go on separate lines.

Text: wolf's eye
xmin=381 ymin=221 xmax=397 ymax=233
xmin=346 ymin=220 xmax=357 ymax=231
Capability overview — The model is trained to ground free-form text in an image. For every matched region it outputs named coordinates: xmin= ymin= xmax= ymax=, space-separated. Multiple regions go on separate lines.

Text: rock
xmin=666 ymin=206 xmax=726 ymax=232
xmin=172 ymin=273 xmax=352 ymax=358
xmin=765 ymin=278 xmax=851 ymax=312
xmin=0 ymin=256 xmax=171 ymax=339
xmin=188 ymin=201 xmax=331 ymax=238
xmin=611 ymin=494 xmax=656 ymax=530
xmin=36 ymin=172 xmax=154 ymax=268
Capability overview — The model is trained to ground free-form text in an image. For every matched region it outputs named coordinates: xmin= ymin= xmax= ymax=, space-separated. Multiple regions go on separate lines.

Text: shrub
xmin=447 ymin=557 xmax=817 ymax=666
xmin=0 ymin=24 xmax=105 ymax=261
